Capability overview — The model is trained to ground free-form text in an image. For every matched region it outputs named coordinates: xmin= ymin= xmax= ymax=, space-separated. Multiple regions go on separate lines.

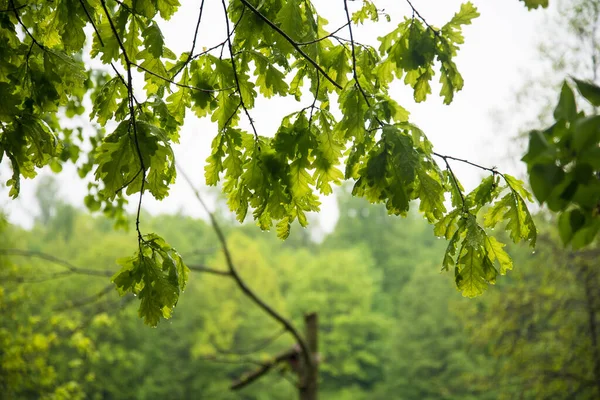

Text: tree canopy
xmin=0 ymin=0 xmax=553 ymax=325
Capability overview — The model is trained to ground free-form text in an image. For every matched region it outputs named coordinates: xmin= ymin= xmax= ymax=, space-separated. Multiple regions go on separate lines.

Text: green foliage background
xmin=2 ymin=187 xmax=598 ymax=399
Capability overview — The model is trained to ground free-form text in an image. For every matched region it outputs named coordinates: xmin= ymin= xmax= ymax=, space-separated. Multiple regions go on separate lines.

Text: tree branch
xmin=213 ymin=328 xmax=286 ymax=356
xmin=0 ymin=249 xmax=113 ymax=279
xmin=221 ymin=0 xmax=258 ymax=140
xmin=187 ymin=264 xmax=232 ymax=276
xmin=230 ymin=345 xmax=300 ymax=390
xmin=237 ymin=0 xmax=342 ymax=90
xmin=177 ymin=165 xmax=314 ymax=380
xmin=53 ymin=283 xmax=115 ymax=312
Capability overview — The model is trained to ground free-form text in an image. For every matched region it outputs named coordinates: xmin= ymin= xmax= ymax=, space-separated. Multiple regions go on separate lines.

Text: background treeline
xmin=1 ymin=181 xmax=599 ymax=399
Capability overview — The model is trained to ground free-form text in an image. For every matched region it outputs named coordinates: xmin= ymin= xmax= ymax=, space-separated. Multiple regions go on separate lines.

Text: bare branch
xmin=177 ymin=165 xmax=314 ymax=379
xmin=187 ymin=264 xmax=232 ymax=276
xmin=214 ymin=328 xmax=286 ymax=356
xmin=54 ymin=284 xmax=115 ymax=312
xmin=230 ymin=345 xmax=300 ymax=390
xmin=221 ymin=0 xmax=259 ymax=140
xmin=0 ymin=249 xmax=113 ymax=279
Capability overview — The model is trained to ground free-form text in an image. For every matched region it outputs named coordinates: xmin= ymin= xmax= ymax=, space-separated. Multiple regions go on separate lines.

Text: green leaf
xmin=417 ymin=169 xmax=446 ymax=222
xmin=142 ymin=23 xmax=165 ymax=59
xmin=572 ymin=115 xmax=600 ymax=152
xmin=519 ymin=0 xmax=549 ymax=9
xmin=94 ymin=120 xmax=176 ymax=201
xmin=529 ymin=163 xmax=565 ymax=204
xmin=484 ymin=190 xmax=537 ymax=247
xmin=336 ymin=86 xmax=368 ymax=141
xmin=483 ymin=235 xmax=513 ymax=274
xmin=112 ymin=233 xmax=189 ymax=326
xmin=553 ymin=81 xmax=577 ymax=121
xmin=572 ymin=78 xmax=600 ymax=106
xmin=90 ymin=78 xmax=127 ymax=126
xmin=456 ymin=246 xmax=490 ymax=298
xmin=445 ymin=2 xmax=480 ymax=27
xmin=156 ymin=0 xmax=181 ymax=20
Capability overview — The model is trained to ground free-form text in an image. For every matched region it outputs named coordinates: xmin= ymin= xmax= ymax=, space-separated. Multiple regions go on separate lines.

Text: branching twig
xmin=221 ymin=0 xmax=258 ymax=140
xmin=230 ymin=345 xmax=300 ymax=390
xmin=9 ymin=0 xmax=45 ymax=50
xmin=0 ymin=249 xmax=114 ymax=278
xmin=406 ymin=0 xmax=440 ymax=35
xmin=177 ymin=165 xmax=314 ymax=378
xmin=439 ymin=156 xmax=466 ymax=209
xmin=343 ymin=0 xmax=373 ymax=108
xmin=187 ymin=264 xmax=232 ymax=276
xmin=132 ymin=62 xmax=232 ymax=93
xmin=237 ymin=0 xmax=342 ymax=90
xmin=53 ymin=283 xmax=115 ymax=312
xmin=100 ymin=0 xmax=146 ymax=246
xmin=78 ymin=0 xmax=104 ymax=47
xmin=214 ymin=328 xmax=286 ymax=356
xmin=297 ymin=22 xmax=349 ymax=46
xmin=171 ymin=0 xmax=206 ymax=80
xmin=432 ymin=152 xmax=499 ymax=174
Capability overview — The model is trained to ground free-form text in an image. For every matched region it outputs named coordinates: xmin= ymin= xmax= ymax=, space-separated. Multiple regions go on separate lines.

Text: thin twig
xmin=171 ymin=0 xmax=206 ymax=80
xmin=0 ymin=249 xmax=113 ymax=278
xmin=297 ymin=22 xmax=349 ymax=46
xmin=78 ymin=0 xmax=104 ymax=47
xmin=214 ymin=328 xmax=286 ymax=356
xmin=237 ymin=0 xmax=342 ymax=90
xmin=187 ymin=264 xmax=232 ymax=276
xmin=432 ymin=152 xmax=498 ymax=174
xmin=440 ymin=156 xmax=466 ymax=209
xmin=132 ymin=62 xmax=231 ymax=93
xmin=343 ymin=0 xmax=372 ymax=108
xmin=100 ymin=0 xmax=146 ymax=245
xmin=9 ymin=0 xmax=44 ymax=50
xmin=221 ymin=0 xmax=258 ymax=140
xmin=406 ymin=0 xmax=440 ymax=35
xmin=54 ymin=284 xmax=115 ymax=312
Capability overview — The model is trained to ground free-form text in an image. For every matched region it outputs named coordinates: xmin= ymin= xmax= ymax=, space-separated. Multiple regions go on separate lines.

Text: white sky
xmin=1 ymin=0 xmax=549 ymax=231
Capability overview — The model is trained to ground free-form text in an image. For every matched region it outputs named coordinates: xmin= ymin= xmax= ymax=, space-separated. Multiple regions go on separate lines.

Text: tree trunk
xmin=299 ymin=313 xmax=318 ymax=400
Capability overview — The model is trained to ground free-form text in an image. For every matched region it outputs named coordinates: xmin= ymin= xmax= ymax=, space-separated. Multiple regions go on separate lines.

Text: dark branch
xmin=54 ymin=284 xmax=115 ymax=312
xmin=132 ymin=62 xmax=232 ymax=93
xmin=0 ymin=249 xmax=113 ymax=278
xmin=221 ymin=0 xmax=259 ymax=140
xmin=406 ymin=0 xmax=440 ymax=35
xmin=78 ymin=0 xmax=104 ymax=47
xmin=187 ymin=264 xmax=232 ymax=276
xmin=343 ymin=0 xmax=373 ymax=108
xmin=230 ymin=345 xmax=300 ymax=390
xmin=297 ymin=22 xmax=349 ymax=46
xmin=432 ymin=152 xmax=499 ymax=174
xmin=171 ymin=0 xmax=205 ymax=79
xmin=177 ymin=165 xmax=314 ymax=378
xmin=100 ymin=0 xmax=146 ymax=245
xmin=237 ymin=0 xmax=342 ymax=90
xmin=214 ymin=328 xmax=286 ymax=356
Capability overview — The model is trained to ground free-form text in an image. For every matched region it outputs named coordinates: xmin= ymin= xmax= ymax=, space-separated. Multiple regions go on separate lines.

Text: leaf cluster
xmin=523 ymin=79 xmax=600 ymax=249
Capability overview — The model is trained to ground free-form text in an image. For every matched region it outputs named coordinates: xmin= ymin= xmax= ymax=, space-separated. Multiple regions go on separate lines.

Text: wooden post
xmin=300 ymin=312 xmax=318 ymax=400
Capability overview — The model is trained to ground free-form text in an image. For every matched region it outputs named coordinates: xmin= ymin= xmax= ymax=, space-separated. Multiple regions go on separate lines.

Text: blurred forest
xmin=1 ymin=182 xmax=599 ymax=399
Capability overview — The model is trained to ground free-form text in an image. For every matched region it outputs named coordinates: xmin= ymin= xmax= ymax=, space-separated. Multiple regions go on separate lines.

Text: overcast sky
xmin=1 ymin=0 xmax=550 ymax=231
